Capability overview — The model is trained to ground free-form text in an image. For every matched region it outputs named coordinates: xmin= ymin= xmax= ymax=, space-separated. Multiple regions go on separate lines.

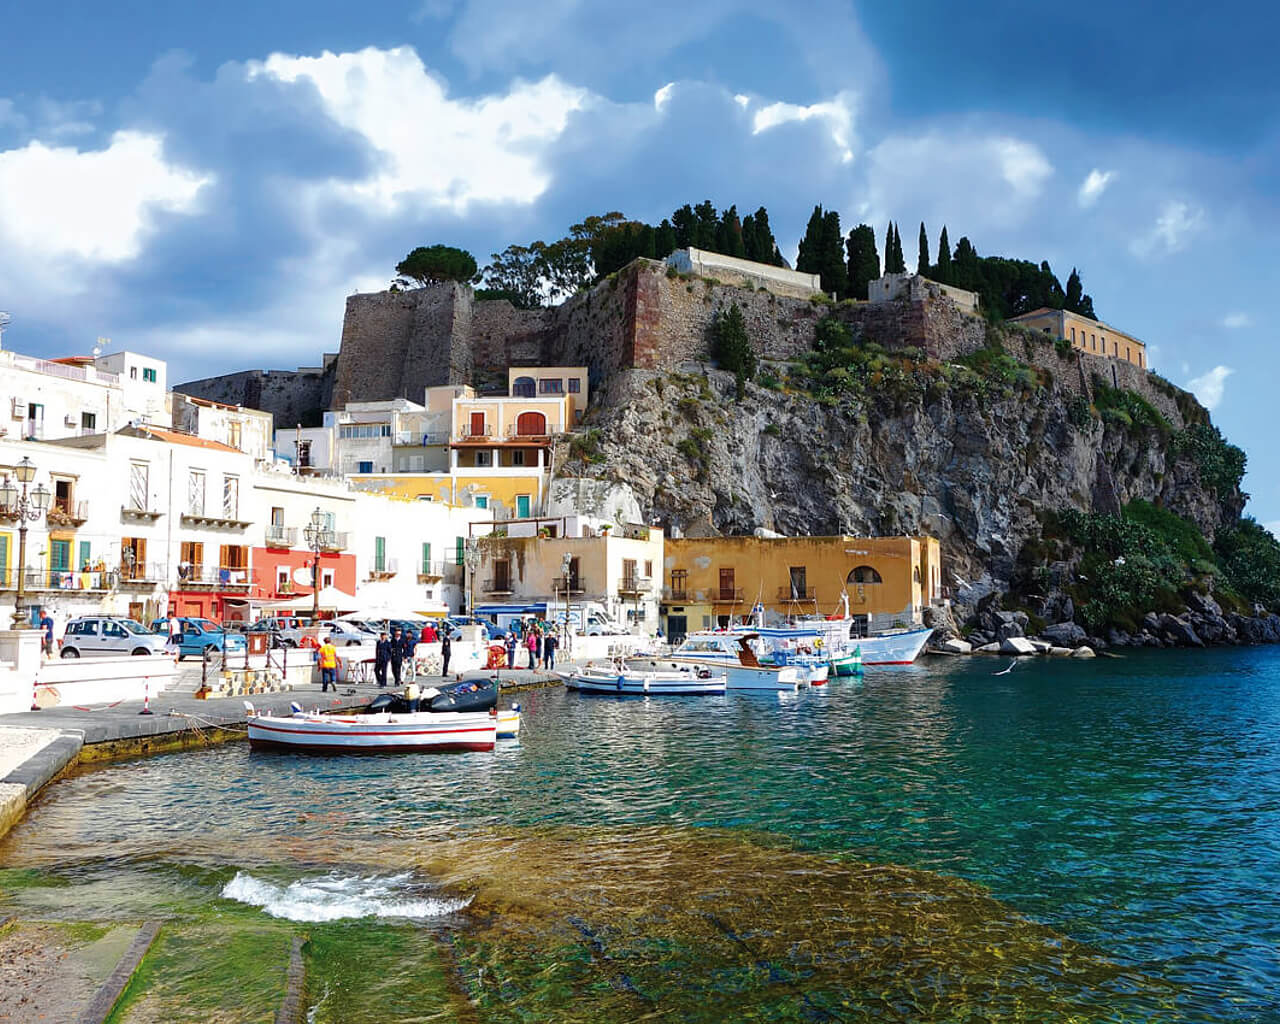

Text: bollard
xmin=29 ymin=673 xmax=40 ymax=712
xmin=139 ymin=676 xmax=154 ymax=716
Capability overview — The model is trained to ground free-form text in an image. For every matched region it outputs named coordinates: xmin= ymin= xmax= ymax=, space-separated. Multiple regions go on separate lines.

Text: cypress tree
xmin=693 ymin=200 xmax=718 ymax=249
xmin=741 ymin=214 xmax=758 ymax=262
xmin=936 ymin=226 xmax=952 ymax=283
xmin=885 ymin=222 xmax=906 ymax=274
xmin=671 ymin=205 xmax=695 ymax=249
xmin=717 ymin=205 xmax=746 ymax=258
xmin=798 ymin=205 xmax=826 ymax=278
xmin=845 ymin=224 xmax=880 ymax=300
xmin=655 ymin=219 xmax=677 ymax=259
xmin=917 ymin=222 xmax=929 ymax=276
xmin=884 ymin=221 xmax=895 ymax=274
xmin=1065 ymin=268 xmax=1083 ymax=311
xmin=819 ymin=208 xmax=845 ymax=297
xmin=751 ymin=207 xmax=782 ymax=266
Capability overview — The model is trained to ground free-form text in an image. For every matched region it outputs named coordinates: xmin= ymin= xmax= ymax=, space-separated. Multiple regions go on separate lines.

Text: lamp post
xmin=561 ymin=551 xmax=573 ymax=657
xmin=302 ymin=507 xmax=325 ymax=622
xmin=0 ymin=457 xmax=52 ymax=629
xmin=464 ymin=538 xmax=480 ymax=619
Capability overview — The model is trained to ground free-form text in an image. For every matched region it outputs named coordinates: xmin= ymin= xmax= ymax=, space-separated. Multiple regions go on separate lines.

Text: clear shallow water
xmin=2 ymin=647 xmax=1279 ymax=1021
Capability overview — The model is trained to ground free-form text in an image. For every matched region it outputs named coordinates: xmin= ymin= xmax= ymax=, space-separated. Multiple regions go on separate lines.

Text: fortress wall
xmin=331 ymin=292 xmax=419 ymax=407
xmin=174 ymin=368 xmax=331 ymax=429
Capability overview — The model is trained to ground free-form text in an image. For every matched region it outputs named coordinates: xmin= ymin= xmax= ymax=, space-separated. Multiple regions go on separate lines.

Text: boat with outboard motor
xmin=563 ymin=661 xmax=727 ymax=696
xmin=245 ymin=679 xmax=521 ymax=753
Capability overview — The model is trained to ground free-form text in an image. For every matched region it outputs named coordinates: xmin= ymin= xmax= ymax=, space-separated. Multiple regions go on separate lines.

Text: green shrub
xmin=1214 ymin=518 xmax=1280 ymax=609
xmin=1067 ymin=393 xmax=1092 ymax=429
xmin=1091 ymin=380 xmax=1171 ymax=434
xmin=569 ymin=429 xmax=605 ymax=464
xmin=763 ymin=422 xmax=781 ymax=437
xmin=1172 ymin=423 xmax=1246 ymax=496
xmin=1054 ymin=336 xmax=1074 ymax=359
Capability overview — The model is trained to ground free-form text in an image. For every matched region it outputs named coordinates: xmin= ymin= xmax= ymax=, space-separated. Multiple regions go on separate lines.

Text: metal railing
xmin=175 ymin=566 xmax=258 ymax=588
xmin=47 ymin=499 xmax=90 ymax=526
xmin=777 ymin=586 xmax=817 ymax=601
xmin=483 ymin=576 xmax=515 ymax=593
xmin=317 ymin=530 xmax=347 ymax=552
xmin=417 ymin=560 xmax=462 ymax=583
xmin=714 ymin=588 xmax=745 ymax=603
xmin=663 ymin=587 xmax=689 ymax=602
xmin=0 ymin=567 xmax=113 ymax=591
xmin=394 ymin=431 xmax=450 ymax=446
xmin=618 ymin=576 xmax=651 ymax=595
xmin=265 ymin=524 xmax=297 ymax=547
xmin=370 ymin=558 xmax=399 ymax=577
xmin=9 ymin=351 xmax=120 ymax=385
xmin=117 ymin=561 xmax=167 ymax=584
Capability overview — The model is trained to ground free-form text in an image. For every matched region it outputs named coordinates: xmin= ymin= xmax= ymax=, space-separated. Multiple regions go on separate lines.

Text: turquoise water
xmin=3 ymin=647 xmax=1279 ymax=1021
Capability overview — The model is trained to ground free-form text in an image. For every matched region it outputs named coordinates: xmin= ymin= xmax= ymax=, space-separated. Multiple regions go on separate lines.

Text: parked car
xmin=325 ymin=619 xmax=377 ymax=646
xmin=246 ymin=616 xmax=313 ymax=648
xmin=148 ymin=618 xmax=247 ymax=660
xmin=61 ymin=617 xmax=170 ymax=658
xmin=446 ymin=616 xmax=492 ymax=640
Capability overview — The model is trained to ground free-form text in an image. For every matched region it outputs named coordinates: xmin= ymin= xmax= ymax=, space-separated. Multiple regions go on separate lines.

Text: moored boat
xmin=564 ymin=663 xmax=726 ymax=696
xmin=666 ymin=633 xmax=805 ymax=692
xmin=246 ymin=707 xmax=498 ymax=753
xmin=829 ymin=646 xmax=863 ymax=676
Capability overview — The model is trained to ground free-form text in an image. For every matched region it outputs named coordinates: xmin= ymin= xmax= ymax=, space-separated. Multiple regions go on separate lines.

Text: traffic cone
xmin=139 ymin=676 xmax=153 ymax=716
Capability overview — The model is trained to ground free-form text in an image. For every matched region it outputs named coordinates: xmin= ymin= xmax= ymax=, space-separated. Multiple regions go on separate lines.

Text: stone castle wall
xmin=174 ymin=366 xmax=333 ymax=430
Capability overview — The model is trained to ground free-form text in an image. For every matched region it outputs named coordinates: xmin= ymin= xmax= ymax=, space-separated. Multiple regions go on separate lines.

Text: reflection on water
xmin=2 ymin=648 xmax=1279 ymax=1020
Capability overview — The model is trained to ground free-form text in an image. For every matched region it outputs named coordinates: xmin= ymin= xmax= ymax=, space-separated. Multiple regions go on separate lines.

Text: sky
xmin=1 ymin=0 xmax=1278 ymax=524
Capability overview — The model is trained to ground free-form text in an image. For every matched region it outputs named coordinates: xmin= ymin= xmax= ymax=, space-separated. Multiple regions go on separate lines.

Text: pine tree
xmin=935 ymin=226 xmax=952 ymax=283
xmin=717 ymin=205 xmax=746 ymax=258
xmin=671 ymin=205 xmax=695 ymax=249
xmin=693 ymin=200 xmax=718 ymax=249
xmin=845 ymin=224 xmax=880 ymax=300
xmin=917 ymin=222 xmax=929 ymax=276
xmin=655 ymin=219 xmax=677 ymax=259
xmin=750 ymin=207 xmax=782 ymax=266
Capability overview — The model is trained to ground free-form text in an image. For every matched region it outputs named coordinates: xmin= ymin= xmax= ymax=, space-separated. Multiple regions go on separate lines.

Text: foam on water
xmin=221 ymin=870 xmax=471 ymax=922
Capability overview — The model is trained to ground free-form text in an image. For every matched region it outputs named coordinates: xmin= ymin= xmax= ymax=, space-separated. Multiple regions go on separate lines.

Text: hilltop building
xmin=664 ymin=247 xmax=822 ymax=300
xmin=867 ymin=272 xmax=981 ymax=314
xmin=1008 ymin=307 xmax=1147 ymax=369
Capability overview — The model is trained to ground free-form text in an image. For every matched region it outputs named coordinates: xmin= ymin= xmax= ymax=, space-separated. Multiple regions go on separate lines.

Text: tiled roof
xmin=123 ymin=425 xmax=243 ymax=454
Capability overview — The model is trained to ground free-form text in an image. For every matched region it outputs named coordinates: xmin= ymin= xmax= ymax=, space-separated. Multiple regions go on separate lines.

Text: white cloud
xmin=0 ymin=130 xmax=210 ymax=262
xmin=1077 ymin=168 xmax=1113 ymax=207
xmin=1131 ymin=200 xmax=1205 ymax=258
xmin=751 ymin=92 xmax=857 ymax=163
xmin=248 ymin=46 xmax=588 ymax=213
xmin=653 ymin=82 xmax=675 ymax=112
xmin=1186 ymin=365 xmax=1233 ymax=411
xmin=1222 ymin=312 xmax=1251 ymax=328
xmin=411 ymin=0 xmax=456 ymax=21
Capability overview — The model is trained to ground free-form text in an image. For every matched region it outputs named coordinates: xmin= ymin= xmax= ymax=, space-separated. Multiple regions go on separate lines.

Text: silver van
xmin=60 ymin=617 xmax=171 ymax=658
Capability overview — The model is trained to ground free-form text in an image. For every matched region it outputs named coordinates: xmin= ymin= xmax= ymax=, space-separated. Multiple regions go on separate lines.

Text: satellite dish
xmin=293 ymin=566 xmax=314 ymax=586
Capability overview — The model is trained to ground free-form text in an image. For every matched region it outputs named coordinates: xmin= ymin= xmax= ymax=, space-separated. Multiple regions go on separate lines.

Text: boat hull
xmin=661 ymin=658 xmax=802 ymax=692
xmin=247 ymin=711 xmax=496 ymax=753
xmin=566 ymin=668 xmax=725 ymax=696
xmin=852 ymin=627 xmax=934 ymax=665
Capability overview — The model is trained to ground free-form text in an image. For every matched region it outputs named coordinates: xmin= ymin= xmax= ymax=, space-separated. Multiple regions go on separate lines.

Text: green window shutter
xmin=421 ymin=542 xmax=431 ymax=573
xmin=50 ymin=539 xmax=72 ymax=571
xmin=456 ymin=537 xmax=464 ymax=565
xmin=78 ymin=541 xmax=91 ymax=569
xmin=374 ymin=536 xmax=386 ymax=573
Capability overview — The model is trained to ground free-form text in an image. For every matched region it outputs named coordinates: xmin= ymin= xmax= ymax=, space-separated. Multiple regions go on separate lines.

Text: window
xmin=516 ymin=495 xmax=531 ymax=518
xmin=270 ymin=506 xmax=284 ymax=527
xmin=475 ymin=495 xmax=488 ymax=509
xmin=276 ymin=568 xmax=290 ymax=592
xmin=788 ymin=566 xmax=807 ymax=598
xmin=568 ymin=378 xmax=581 ymax=394
xmin=53 ymin=478 xmax=73 ymax=515
xmin=1069 ymin=327 xmax=1075 ymax=342
xmin=80 ymin=411 xmax=96 ymax=433
xmin=469 ymin=412 xmax=486 ymax=436
xmin=179 ymin=541 xmax=203 ymax=579
xmin=421 ymin=543 xmax=432 ymax=573
xmin=222 ymin=475 xmax=239 ymax=519
xmin=511 ymin=450 xmax=526 ymax=467
xmin=847 ymin=565 xmax=883 ymax=584
xmin=338 ymin=423 xmax=392 ymax=439
xmin=719 ymin=567 xmax=736 ymax=600
xmin=1091 ymin=334 xmax=1096 ymax=349
xmin=475 ymin=451 xmax=492 ymax=467
xmin=455 ymin=536 xmax=465 ymax=566
xmin=539 ymin=378 xmax=564 ymax=394
xmin=493 ymin=559 xmax=511 ymax=591
xmin=188 ymin=470 xmax=206 ymax=516
xmin=358 ymin=461 xmax=374 ymax=474
xmin=516 ymin=411 xmax=547 ymax=435
xmin=130 ymin=367 xmax=138 ymax=380
xmin=78 ymin=540 xmax=91 ymax=570
xmin=121 ymin=537 xmax=147 ymax=579
xmin=129 ymin=463 xmax=149 ymax=511
xmin=670 ymin=569 xmax=688 ymax=598
xmin=622 ymin=558 xmax=637 ymax=590
xmin=568 ymin=557 xmax=580 ymax=591
xmin=512 ymin=376 xmax=536 ymax=398
xmin=50 ymin=539 xmax=72 ymax=572
xmin=374 ymin=536 xmax=386 ymax=573
xmin=644 ymin=559 xmax=653 ymax=578
xmin=321 ymin=569 xmax=335 ymax=588
xmin=296 ymin=440 xmax=312 ymax=468
xmin=228 ymin=421 xmax=242 ymax=450
xmin=142 ymin=367 xmax=157 ymax=383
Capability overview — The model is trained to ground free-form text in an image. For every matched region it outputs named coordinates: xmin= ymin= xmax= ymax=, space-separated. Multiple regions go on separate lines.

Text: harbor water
xmin=2 ymin=647 xmax=1278 ymax=1021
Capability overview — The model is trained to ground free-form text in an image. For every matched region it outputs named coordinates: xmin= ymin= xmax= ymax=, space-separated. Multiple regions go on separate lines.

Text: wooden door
xmin=470 ymin=412 xmax=486 ymax=437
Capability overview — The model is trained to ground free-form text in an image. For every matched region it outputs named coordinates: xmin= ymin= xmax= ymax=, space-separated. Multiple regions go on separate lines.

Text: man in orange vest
xmin=318 ymin=636 xmax=339 ymax=692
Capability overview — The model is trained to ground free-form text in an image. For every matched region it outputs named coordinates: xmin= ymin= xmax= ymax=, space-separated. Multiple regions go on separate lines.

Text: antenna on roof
xmin=92 ymin=336 xmax=110 ymax=357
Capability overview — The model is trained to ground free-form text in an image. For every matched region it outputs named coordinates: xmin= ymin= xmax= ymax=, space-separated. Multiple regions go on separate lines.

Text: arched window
xmin=512 ymin=376 xmax=536 ymax=398
xmin=847 ymin=565 xmax=883 ymax=584
xmin=516 ymin=411 xmax=547 ymax=436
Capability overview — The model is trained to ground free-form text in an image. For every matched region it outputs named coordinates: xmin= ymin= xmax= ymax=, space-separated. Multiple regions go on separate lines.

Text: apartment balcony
xmin=368 ymin=558 xmax=399 ymax=581
xmin=120 ymin=503 xmax=163 ymax=522
xmin=46 ymin=499 xmax=90 ymax=528
xmin=265 ymin=524 xmax=297 ymax=548
xmin=617 ymin=576 xmax=652 ymax=597
xmin=0 ymin=567 xmax=112 ymax=592
xmin=117 ymin=561 xmax=166 ymax=586
xmin=318 ymin=530 xmax=347 ymax=553
xmin=777 ymin=586 xmax=817 ymax=602
xmin=504 ymin=425 xmax=555 ymax=441
xmin=663 ymin=587 xmax=690 ymax=603
xmin=175 ymin=566 xmax=258 ymax=590
xmin=483 ymin=577 xmax=515 ymax=595
xmin=394 ymin=430 xmax=449 ymax=446
xmin=180 ymin=509 xmax=252 ymax=529
xmin=416 ymin=560 xmax=461 ymax=584
xmin=713 ymin=588 xmax=745 ymax=604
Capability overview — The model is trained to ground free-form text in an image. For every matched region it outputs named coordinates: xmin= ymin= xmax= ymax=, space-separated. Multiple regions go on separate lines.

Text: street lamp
xmin=302 ymin=507 xmax=325 ymax=622
xmin=560 ymin=551 xmax=573 ymax=657
xmin=464 ymin=538 xmax=480 ymax=619
xmin=0 ymin=457 xmax=53 ymax=629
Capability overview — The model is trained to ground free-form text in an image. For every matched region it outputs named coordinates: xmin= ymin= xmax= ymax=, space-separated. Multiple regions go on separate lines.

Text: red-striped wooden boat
xmin=246 ymin=708 xmax=498 ymax=754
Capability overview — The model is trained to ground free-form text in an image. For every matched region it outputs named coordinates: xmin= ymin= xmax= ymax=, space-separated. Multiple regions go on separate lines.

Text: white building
xmin=170 ymin=393 xmax=275 ymax=461
xmin=867 ymin=272 xmax=980 ymax=313
xmin=666 ymin=247 xmax=822 ymax=300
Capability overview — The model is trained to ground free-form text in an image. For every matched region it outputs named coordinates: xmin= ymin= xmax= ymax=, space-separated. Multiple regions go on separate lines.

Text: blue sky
xmin=1 ymin=1 xmax=1278 ymax=525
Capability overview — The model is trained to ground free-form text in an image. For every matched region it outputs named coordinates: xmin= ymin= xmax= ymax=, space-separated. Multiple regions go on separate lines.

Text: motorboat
xmin=367 ymin=678 xmax=496 ymax=715
xmin=246 ymin=707 xmax=498 ymax=753
xmin=563 ymin=662 xmax=726 ymax=696
xmin=665 ymin=634 xmax=805 ymax=692
xmin=761 ymin=648 xmax=829 ymax=685
xmin=828 ymin=647 xmax=863 ymax=676
xmin=740 ymin=596 xmax=933 ymax=666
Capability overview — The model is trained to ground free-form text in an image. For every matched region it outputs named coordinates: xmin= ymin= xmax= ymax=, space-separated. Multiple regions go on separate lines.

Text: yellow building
xmin=350 ymin=471 xmax=545 ymax=517
xmin=1008 ymin=307 xmax=1147 ymax=369
xmin=507 ymin=367 xmax=588 ymax=426
xmin=661 ymin=535 xmax=942 ymax=638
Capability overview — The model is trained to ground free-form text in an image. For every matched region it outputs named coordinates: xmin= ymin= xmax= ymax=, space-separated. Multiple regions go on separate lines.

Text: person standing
xmin=374 ymin=631 xmax=391 ymax=687
xmin=400 ymin=627 xmax=417 ymax=682
xmin=389 ymin=627 xmax=404 ymax=686
xmin=526 ymin=628 xmax=537 ymax=670
xmin=39 ymin=607 xmax=55 ymax=657
xmin=505 ymin=631 xmax=517 ymax=669
xmin=440 ymin=627 xmax=452 ymax=677
xmin=543 ymin=630 xmax=558 ymax=671
xmin=421 ymin=621 xmax=437 ymax=644
xmin=166 ymin=611 xmax=181 ymax=650
xmin=318 ymin=636 xmax=338 ymax=692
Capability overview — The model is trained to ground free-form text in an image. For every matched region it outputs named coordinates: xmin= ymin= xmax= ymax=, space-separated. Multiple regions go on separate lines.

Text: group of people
xmin=504 ymin=618 xmax=558 ymax=671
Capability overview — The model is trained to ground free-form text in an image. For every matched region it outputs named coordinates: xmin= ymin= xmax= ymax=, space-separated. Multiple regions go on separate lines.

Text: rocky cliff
xmin=557 ymin=318 xmax=1259 ymax=645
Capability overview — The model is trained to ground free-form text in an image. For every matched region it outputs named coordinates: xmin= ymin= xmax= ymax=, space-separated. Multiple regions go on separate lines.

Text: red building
xmin=250 ymin=536 xmax=357 ymax=616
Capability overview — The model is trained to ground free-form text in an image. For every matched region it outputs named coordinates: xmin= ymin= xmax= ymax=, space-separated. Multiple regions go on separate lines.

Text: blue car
xmin=150 ymin=617 xmax=247 ymax=660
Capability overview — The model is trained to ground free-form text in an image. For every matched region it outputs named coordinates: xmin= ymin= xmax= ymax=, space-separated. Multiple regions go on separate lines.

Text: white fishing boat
xmin=246 ymin=705 xmax=499 ymax=753
xmin=496 ymin=705 xmax=521 ymax=738
xmin=665 ymin=634 xmax=805 ymax=692
xmin=563 ymin=663 xmax=726 ymax=696
xmin=744 ymin=596 xmax=933 ymax=666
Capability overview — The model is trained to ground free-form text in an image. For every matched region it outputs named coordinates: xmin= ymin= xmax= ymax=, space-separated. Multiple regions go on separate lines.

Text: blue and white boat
xmin=563 ymin=663 xmax=726 ymax=696
xmin=666 ymin=633 xmax=805 ymax=692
